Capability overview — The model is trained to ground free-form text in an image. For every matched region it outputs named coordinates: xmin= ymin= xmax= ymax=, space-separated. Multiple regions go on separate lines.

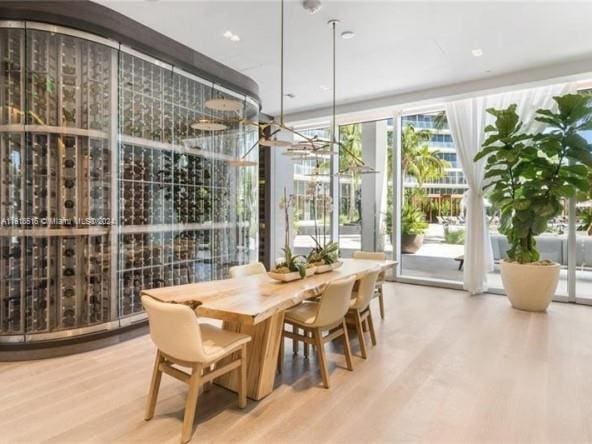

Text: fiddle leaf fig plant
xmin=475 ymin=94 xmax=592 ymax=264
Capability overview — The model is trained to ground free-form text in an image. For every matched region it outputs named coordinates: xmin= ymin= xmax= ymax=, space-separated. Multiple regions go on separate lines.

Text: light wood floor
xmin=2 ymin=283 xmax=592 ymax=443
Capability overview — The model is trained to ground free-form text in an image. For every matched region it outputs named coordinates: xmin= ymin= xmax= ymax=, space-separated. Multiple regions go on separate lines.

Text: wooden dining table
xmin=141 ymin=258 xmax=396 ymax=400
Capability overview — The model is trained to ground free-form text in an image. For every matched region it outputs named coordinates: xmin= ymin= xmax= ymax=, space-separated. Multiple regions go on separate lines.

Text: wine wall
xmin=0 ymin=23 xmax=259 ymax=342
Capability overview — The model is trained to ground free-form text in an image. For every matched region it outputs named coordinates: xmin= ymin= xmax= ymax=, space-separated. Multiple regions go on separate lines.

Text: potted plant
xmin=270 ymin=189 xmax=315 ymax=281
xmin=401 ymin=203 xmax=428 ymax=253
xmin=474 ymin=94 xmax=592 ymax=311
xmin=307 ymin=239 xmax=340 ymax=273
xmin=270 ymin=246 xmax=312 ymax=281
xmin=304 ymin=176 xmax=342 ymax=273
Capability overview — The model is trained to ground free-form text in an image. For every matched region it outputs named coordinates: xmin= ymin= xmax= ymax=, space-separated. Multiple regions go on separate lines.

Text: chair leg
xmin=341 ymin=320 xmax=354 ymax=371
xmin=181 ymin=363 xmax=202 ymax=444
xmin=378 ymin=290 xmax=385 ymax=320
xmin=203 ymin=365 xmax=214 ymax=392
xmin=313 ymin=328 xmax=330 ymax=389
xmin=293 ymin=326 xmax=299 ymax=355
xmin=304 ymin=330 xmax=309 ymax=359
xmin=353 ymin=310 xmax=368 ymax=359
xmin=145 ymin=350 xmax=164 ymax=421
xmin=277 ymin=333 xmax=284 ymax=374
xmin=238 ymin=344 xmax=248 ymax=409
xmin=367 ymin=310 xmax=377 ymax=346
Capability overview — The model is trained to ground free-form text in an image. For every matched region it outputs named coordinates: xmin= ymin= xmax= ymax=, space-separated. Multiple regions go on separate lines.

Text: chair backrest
xmin=142 ymin=295 xmax=206 ymax=363
xmin=314 ymin=275 xmax=357 ymax=327
xmin=229 ymin=262 xmax=267 ymax=279
xmin=352 ymin=250 xmax=386 ymax=283
xmin=352 ymin=250 xmax=386 ymax=260
xmin=351 ymin=268 xmax=380 ymax=311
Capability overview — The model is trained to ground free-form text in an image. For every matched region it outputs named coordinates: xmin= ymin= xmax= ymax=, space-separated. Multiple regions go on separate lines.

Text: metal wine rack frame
xmin=0 ymin=20 xmax=259 ymax=346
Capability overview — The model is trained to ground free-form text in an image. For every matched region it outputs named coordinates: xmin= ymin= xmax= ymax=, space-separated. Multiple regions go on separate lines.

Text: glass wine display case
xmin=0 ymin=22 xmax=259 ymax=344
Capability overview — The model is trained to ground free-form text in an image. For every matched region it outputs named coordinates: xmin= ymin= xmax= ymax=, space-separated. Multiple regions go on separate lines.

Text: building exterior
xmin=292 ymin=113 xmax=468 ymax=227
xmin=401 ymin=113 xmax=468 ymax=197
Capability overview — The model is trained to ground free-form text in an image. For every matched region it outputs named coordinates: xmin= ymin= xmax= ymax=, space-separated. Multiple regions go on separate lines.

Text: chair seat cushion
xmin=200 ymin=323 xmax=251 ymax=362
xmin=285 ymin=301 xmax=319 ymax=325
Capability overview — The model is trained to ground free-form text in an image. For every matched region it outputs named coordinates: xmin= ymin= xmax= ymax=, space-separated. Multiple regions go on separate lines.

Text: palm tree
xmin=402 ymin=124 xmax=450 ymax=188
xmin=432 ymin=111 xmax=448 ymax=131
xmin=339 ymin=124 xmax=362 ymax=221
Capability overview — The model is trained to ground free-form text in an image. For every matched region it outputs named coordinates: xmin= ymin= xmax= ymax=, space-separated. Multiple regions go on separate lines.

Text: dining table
xmin=141 ymin=257 xmax=396 ymax=400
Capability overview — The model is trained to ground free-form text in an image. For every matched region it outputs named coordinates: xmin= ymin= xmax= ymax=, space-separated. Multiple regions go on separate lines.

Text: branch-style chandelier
xmin=233 ymin=0 xmax=378 ymax=176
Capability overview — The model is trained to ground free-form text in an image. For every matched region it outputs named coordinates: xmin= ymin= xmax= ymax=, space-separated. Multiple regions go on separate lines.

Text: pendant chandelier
xmin=297 ymin=18 xmax=378 ymax=177
xmin=190 ymin=81 xmax=233 ymax=132
xmin=234 ymin=0 xmax=378 ymax=176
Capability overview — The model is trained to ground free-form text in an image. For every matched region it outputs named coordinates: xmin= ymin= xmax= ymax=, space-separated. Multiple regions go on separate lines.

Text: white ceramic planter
xmin=500 ymin=259 xmax=560 ymax=312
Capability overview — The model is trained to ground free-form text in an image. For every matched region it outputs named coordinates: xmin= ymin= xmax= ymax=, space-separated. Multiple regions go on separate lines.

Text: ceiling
xmin=98 ymin=1 xmax=592 ymax=117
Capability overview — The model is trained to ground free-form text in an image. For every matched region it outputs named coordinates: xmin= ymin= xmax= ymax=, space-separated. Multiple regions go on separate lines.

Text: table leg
xmin=215 ymin=311 xmax=285 ymax=401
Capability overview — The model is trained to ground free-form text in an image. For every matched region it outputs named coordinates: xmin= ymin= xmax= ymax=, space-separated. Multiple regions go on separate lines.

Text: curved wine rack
xmin=0 ymin=21 xmax=259 ymax=346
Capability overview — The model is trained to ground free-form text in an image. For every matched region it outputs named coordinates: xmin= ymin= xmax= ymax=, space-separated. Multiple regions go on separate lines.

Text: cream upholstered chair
xmin=352 ymin=250 xmax=387 ymax=319
xmin=280 ymin=275 xmax=356 ymax=388
xmin=229 ymin=262 xmax=267 ymax=278
xmin=346 ymin=268 xmax=380 ymax=359
xmin=142 ymin=296 xmax=251 ymax=444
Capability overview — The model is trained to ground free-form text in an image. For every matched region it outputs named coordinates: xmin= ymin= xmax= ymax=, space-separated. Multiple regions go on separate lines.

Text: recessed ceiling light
xmin=224 ymin=30 xmax=240 ymax=42
xmin=341 ymin=31 xmax=355 ymax=40
xmin=472 ymin=48 xmax=483 ymax=57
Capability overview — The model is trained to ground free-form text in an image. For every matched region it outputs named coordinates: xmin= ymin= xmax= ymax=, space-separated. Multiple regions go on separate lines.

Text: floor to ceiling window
xmin=575 ymin=93 xmax=592 ymax=302
xmin=396 ymin=94 xmax=590 ymax=301
xmin=291 ymin=127 xmax=331 ymax=256
xmin=338 ymin=123 xmax=362 ymax=256
xmin=399 ymin=110 xmax=467 ymax=282
xmin=283 ymin=84 xmax=592 ymax=302
xmin=338 ymin=119 xmax=392 ymax=258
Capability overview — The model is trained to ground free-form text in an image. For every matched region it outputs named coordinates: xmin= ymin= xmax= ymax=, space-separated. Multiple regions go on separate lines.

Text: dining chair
xmin=229 ymin=262 xmax=267 ymax=278
xmin=346 ymin=268 xmax=380 ymax=359
xmin=352 ymin=250 xmax=387 ymax=319
xmin=142 ymin=295 xmax=251 ymax=444
xmin=280 ymin=275 xmax=356 ymax=388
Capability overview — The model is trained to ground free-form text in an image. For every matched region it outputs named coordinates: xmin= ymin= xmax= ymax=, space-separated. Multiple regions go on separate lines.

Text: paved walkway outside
xmin=295 ymin=225 xmax=592 ymax=300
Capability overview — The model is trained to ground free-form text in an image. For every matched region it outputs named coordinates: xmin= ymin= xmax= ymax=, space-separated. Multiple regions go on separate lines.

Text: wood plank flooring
xmin=2 ymin=283 xmax=592 ymax=443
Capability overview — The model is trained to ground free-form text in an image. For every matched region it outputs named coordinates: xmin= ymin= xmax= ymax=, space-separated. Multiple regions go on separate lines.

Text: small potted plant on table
xmin=307 ymin=239 xmax=341 ymax=273
xmin=269 ymin=246 xmax=313 ymax=282
xmin=269 ymin=189 xmax=315 ymax=282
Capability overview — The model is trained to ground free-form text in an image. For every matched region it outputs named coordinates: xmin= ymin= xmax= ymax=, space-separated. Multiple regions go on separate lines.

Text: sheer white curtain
xmin=446 ymin=83 xmax=574 ymax=295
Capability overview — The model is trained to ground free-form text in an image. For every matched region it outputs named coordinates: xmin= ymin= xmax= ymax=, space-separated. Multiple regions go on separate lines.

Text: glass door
xmin=397 ymin=110 xmax=466 ymax=283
